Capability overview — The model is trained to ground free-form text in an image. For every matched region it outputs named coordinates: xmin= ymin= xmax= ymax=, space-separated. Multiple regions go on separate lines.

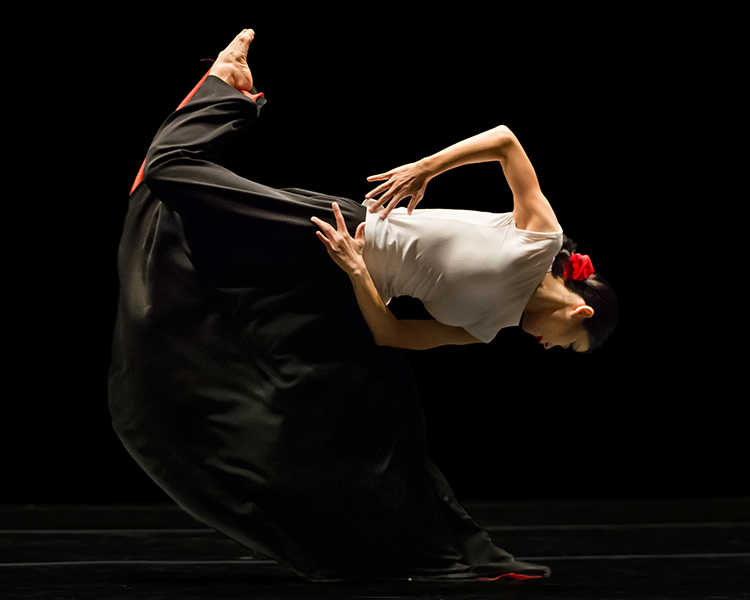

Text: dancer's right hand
xmin=312 ymin=203 xmax=367 ymax=277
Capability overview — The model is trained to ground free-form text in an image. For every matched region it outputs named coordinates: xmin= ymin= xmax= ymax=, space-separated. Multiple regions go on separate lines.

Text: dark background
xmin=8 ymin=9 xmax=744 ymax=505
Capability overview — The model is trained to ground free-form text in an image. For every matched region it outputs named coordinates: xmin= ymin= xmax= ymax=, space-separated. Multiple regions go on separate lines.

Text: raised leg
xmin=141 ymin=30 xmax=363 ymax=254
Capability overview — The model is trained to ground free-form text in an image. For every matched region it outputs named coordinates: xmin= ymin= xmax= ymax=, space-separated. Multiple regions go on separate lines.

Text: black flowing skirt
xmin=108 ymin=74 xmax=550 ymax=582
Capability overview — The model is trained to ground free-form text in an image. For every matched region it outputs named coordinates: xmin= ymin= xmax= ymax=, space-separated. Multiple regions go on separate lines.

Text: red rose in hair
xmin=563 ymin=253 xmax=595 ymax=281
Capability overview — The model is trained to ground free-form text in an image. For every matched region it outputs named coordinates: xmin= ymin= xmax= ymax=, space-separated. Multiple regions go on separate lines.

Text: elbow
xmin=373 ymin=332 xmax=396 ymax=348
xmin=371 ymin=326 xmax=404 ymax=348
xmin=494 ymin=125 xmax=518 ymax=160
xmin=494 ymin=125 xmax=517 ymax=159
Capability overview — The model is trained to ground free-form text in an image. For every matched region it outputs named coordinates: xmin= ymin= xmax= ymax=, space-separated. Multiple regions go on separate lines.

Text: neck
xmin=525 ymin=273 xmax=576 ymax=314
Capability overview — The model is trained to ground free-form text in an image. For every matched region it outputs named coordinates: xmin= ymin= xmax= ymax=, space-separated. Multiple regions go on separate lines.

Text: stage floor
xmin=2 ymin=497 xmax=748 ymax=599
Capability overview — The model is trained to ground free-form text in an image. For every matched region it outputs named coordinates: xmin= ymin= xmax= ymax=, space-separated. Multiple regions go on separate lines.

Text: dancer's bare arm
xmin=312 ymin=204 xmax=480 ymax=349
xmin=365 ymin=126 xmax=559 ymax=233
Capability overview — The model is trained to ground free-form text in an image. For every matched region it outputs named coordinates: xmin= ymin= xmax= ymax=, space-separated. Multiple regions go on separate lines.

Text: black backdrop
xmin=8 ymin=9 xmax=744 ymax=505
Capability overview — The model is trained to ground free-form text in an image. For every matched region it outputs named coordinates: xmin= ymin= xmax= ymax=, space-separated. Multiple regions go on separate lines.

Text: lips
xmin=536 ymin=336 xmax=543 ymax=344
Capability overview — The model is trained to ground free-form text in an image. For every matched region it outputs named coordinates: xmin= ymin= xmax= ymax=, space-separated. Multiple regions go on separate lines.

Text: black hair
xmin=550 ymin=234 xmax=619 ymax=353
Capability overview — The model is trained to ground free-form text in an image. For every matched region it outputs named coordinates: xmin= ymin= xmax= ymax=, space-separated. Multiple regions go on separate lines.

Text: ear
xmin=571 ymin=305 xmax=595 ymax=320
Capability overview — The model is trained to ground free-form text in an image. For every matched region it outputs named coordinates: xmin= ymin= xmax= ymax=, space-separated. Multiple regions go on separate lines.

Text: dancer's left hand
xmin=365 ymin=161 xmax=431 ymax=219
xmin=312 ymin=203 xmax=367 ymax=277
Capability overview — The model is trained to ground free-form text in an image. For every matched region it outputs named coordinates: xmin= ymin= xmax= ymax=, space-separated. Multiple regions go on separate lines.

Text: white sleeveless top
xmin=362 ymin=201 xmax=563 ymax=343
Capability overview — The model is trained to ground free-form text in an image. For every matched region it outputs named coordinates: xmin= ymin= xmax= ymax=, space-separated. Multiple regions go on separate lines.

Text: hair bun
xmin=549 ymin=234 xmax=619 ymax=352
xmin=551 ymin=234 xmax=578 ymax=278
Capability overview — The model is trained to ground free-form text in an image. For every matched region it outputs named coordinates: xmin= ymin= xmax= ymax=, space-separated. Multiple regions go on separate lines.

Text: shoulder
xmin=509 ymin=220 xmax=563 ymax=265
xmin=497 ymin=129 xmax=560 ymax=234
xmin=514 ymin=199 xmax=561 ymax=233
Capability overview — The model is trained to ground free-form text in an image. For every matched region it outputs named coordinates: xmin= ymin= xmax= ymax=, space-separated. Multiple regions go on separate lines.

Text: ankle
xmin=208 ymin=63 xmax=234 ymax=86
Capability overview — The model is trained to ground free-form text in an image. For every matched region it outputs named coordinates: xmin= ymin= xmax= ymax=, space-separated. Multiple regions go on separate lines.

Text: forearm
xmin=418 ymin=125 xmax=514 ymax=178
xmin=312 ymin=204 xmax=479 ymax=350
xmin=347 ymin=268 xmax=480 ymax=350
xmin=348 ymin=268 xmax=403 ymax=347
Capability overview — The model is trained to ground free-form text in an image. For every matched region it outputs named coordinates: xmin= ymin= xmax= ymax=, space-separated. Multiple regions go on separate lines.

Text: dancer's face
xmin=522 ymin=305 xmax=592 ymax=352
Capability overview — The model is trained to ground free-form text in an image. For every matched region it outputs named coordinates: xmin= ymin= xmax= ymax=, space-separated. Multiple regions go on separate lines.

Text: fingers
xmin=406 ymin=190 xmax=424 ymax=215
xmin=331 ymin=202 xmax=347 ymax=230
xmin=314 ymin=229 xmax=330 ymax=245
xmin=365 ymin=179 xmax=402 ymax=215
xmin=311 ymin=218 xmax=332 ymax=249
xmin=312 ymin=205 xmax=367 ymax=276
xmin=364 ymin=169 xmax=418 ymax=217
xmin=311 ymin=203 xmax=359 ymax=246
xmin=381 ymin=187 xmax=413 ymax=218
xmin=310 ymin=215 xmax=331 ymax=233
xmin=354 ymin=221 xmax=366 ymax=242
xmin=364 ymin=179 xmax=393 ymax=202
xmin=364 ymin=169 xmax=398 ymax=204
xmin=366 ymin=172 xmax=392 ymax=182
xmin=311 ymin=203 xmax=344 ymax=233
xmin=378 ymin=198 xmax=398 ymax=219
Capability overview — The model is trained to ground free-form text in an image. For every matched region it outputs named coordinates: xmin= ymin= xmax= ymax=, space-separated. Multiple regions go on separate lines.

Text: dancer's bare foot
xmin=209 ymin=29 xmax=256 ymax=92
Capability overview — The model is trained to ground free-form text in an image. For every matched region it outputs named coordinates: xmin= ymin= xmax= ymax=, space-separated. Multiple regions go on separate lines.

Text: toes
xmin=222 ymin=29 xmax=255 ymax=55
xmin=236 ymin=29 xmax=255 ymax=47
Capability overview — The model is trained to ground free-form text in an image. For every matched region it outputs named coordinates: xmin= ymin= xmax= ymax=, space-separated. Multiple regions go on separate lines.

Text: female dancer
xmin=110 ymin=29 xmax=617 ymax=583
xmin=314 ymin=144 xmax=616 ymax=353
